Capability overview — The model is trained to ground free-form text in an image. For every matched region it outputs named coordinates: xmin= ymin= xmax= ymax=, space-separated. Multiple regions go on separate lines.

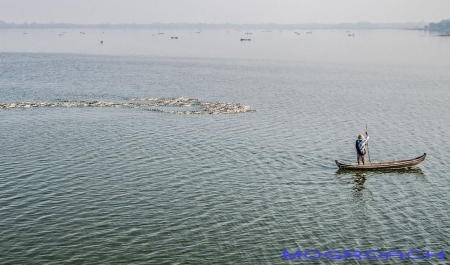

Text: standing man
xmin=356 ymin=133 xmax=369 ymax=165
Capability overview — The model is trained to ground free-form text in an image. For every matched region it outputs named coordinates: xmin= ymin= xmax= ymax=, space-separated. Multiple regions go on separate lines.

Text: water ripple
xmin=1 ymin=51 xmax=450 ymax=264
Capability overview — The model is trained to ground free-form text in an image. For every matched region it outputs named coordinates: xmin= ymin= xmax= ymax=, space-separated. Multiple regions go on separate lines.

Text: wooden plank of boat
xmin=335 ymin=153 xmax=426 ymax=170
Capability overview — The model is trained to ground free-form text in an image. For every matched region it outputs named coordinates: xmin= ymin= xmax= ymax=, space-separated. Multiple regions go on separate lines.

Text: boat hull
xmin=335 ymin=153 xmax=426 ymax=170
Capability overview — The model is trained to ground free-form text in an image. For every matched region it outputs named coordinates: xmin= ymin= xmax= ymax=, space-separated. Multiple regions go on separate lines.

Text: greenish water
xmin=1 ymin=29 xmax=450 ymax=264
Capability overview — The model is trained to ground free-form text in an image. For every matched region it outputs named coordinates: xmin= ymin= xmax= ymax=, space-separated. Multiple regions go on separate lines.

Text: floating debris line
xmin=1 ymin=97 xmax=255 ymax=115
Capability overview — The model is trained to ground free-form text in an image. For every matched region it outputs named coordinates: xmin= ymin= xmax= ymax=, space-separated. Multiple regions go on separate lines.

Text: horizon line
xmin=0 ymin=21 xmax=429 ymax=25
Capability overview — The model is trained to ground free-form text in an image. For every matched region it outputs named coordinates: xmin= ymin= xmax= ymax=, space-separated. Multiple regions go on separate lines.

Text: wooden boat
xmin=335 ymin=153 xmax=426 ymax=170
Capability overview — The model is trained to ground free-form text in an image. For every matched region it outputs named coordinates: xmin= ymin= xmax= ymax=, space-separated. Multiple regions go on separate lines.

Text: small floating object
xmin=159 ymin=33 xmax=164 ymax=34
xmin=245 ymin=32 xmax=252 ymax=35
xmin=240 ymin=38 xmax=251 ymax=41
xmin=59 ymin=34 xmax=64 ymax=36
xmin=335 ymin=153 xmax=426 ymax=170
xmin=80 ymin=32 xmax=85 ymax=34
xmin=100 ymin=40 xmax=103 ymax=44
xmin=171 ymin=37 xmax=178 ymax=39
xmin=348 ymin=33 xmax=355 ymax=36
xmin=23 ymin=33 xmax=27 ymax=34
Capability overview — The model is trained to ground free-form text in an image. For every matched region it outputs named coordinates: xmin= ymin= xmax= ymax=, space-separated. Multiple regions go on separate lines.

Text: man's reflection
xmin=352 ymin=172 xmax=366 ymax=197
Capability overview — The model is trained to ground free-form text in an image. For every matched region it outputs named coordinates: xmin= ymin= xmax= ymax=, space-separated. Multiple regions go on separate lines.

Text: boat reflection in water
xmin=335 ymin=167 xmax=425 ymax=199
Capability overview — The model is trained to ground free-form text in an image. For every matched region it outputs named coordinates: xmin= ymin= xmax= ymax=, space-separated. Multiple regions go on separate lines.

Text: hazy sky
xmin=0 ymin=0 xmax=449 ymax=24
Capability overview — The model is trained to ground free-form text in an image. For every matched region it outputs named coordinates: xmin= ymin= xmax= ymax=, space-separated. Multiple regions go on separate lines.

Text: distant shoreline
xmin=0 ymin=22 xmax=427 ymax=30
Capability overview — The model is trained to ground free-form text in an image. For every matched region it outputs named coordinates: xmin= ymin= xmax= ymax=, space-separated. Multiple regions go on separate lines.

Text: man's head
xmin=358 ymin=134 xmax=365 ymax=139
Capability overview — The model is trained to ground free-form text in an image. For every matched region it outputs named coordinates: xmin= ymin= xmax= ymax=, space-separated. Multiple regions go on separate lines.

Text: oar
xmin=366 ymin=125 xmax=371 ymax=163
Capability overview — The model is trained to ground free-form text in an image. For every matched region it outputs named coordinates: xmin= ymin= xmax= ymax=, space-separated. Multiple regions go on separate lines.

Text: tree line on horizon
xmin=0 ymin=19 xmax=448 ymax=31
xmin=425 ymin=19 xmax=450 ymax=31
xmin=0 ymin=20 xmax=427 ymax=30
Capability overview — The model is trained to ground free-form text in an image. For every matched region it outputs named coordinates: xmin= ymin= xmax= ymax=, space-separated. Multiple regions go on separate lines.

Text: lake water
xmin=1 ymin=28 xmax=450 ymax=264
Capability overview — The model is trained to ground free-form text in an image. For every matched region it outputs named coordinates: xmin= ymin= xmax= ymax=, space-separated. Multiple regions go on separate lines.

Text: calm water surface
xmin=1 ymin=29 xmax=450 ymax=264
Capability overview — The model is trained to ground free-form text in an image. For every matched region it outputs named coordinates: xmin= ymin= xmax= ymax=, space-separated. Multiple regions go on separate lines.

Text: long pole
xmin=366 ymin=125 xmax=371 ymax=163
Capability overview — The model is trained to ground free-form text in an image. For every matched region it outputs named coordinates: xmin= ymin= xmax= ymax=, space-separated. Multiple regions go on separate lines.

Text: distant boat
xmin=100 ymin=40 xmax=103 ymax=44
xmin=159 ymin=33 xmax=164 ymax=35
xmin=240 ymin=38 xmax=251 ymax=41
xmin=171 ymin=37 xmax=178 ymax=39
xmin=80 ymin=32 xmax=85 ymax=34
xmin=348 ymin=33 xmax=355 ymax=36
xmin=336 ymin=153 xmax=426 ymax=170
xmin=23 ymin=33 xmax=27 ymax=34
